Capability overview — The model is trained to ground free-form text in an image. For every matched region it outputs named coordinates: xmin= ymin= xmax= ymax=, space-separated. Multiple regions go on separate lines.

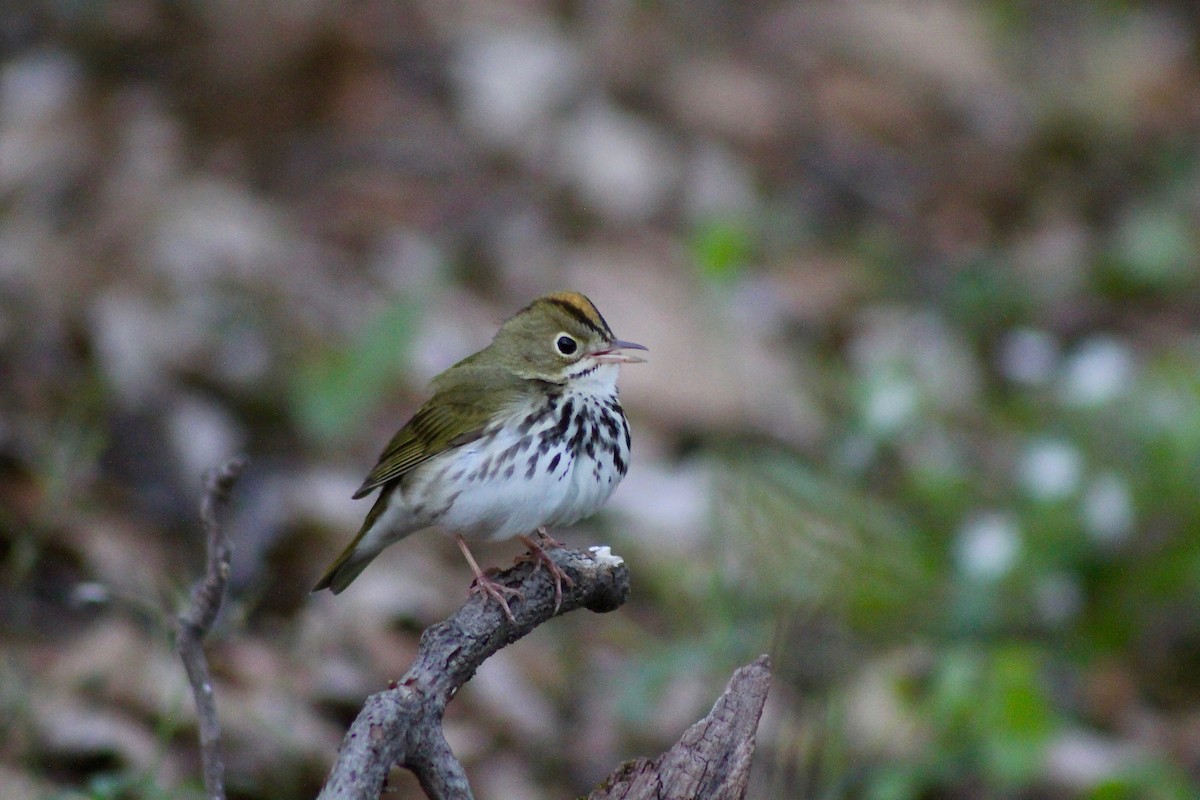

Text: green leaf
xmin=1110 ymin=204 xmax=1197 ymax=291
xmin=289 ymin=300 xmax=419 ymax=442
xmin=690 ymin=218 xmax=754 ymax=281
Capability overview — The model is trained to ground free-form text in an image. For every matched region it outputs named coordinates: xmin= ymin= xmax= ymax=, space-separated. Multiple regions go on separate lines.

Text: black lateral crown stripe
xmin=545 ymin=297 xmax=614 ymax=339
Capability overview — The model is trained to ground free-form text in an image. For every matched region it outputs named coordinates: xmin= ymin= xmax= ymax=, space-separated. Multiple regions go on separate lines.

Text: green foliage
xmin=696 ymin=254 xmax=1200 ymax=795
xmin=288 ymin=300 xmax=419 ymax=443
xmin=690 ymin=218 xmax=755 ymax=282
xmin=883 ymin=645 xmax=1058 ymax=793
xmin=1103 ymin=203 xmax=1198 ymax=295
xmin=945 ymin=258 xmax=1029 ymax=333
xmin=49 ymin=772 xmax=204 ymax=800
xmin=1085 ymin=765 xmax=1198 ymax=800
xmin=713 ymin=449 xmax=937 ymax=634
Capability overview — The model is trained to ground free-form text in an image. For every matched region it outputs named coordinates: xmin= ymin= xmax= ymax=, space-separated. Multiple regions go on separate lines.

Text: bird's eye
xmin=554 ymin=334 xmax=578 ymax=356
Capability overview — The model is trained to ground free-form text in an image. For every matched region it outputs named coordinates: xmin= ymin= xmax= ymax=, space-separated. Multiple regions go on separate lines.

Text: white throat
xmin=565 ymin=361 xmax=621 ymax=394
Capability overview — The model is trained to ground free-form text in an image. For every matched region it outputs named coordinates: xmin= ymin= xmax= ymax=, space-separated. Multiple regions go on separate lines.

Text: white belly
xmin=395 ymin=383 xmax=631 ymax=542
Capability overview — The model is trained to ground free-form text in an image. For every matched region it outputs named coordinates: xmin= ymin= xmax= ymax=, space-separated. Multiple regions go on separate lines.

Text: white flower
xmin=1082 ymin=473 xmax=1135 ymax=544
xmin=862 ymin=374 xmax=919 ymax=436
xmin=956 ymin=512 xmax=1021 ymax=581
xmin=1020 ymin=439 xmax=1083 ymax=500
xmin=1060 ymin=337 xmax=1134 ymax=407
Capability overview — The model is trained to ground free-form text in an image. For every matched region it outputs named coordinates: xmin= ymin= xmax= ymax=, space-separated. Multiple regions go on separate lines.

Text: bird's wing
xmin=352 ymin=365 xmax=528 ymax=498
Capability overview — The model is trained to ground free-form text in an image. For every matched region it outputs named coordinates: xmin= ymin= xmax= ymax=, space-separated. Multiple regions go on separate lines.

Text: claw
xmin=456 ymin=535 xmax=523 ymax=623
xmin=518 ymin=533 xmax=575 ymax=614
xmin=468 ymin=574 xmax=523 ymax=623
xmin=534 ymin=526 xmax=565 ymax=549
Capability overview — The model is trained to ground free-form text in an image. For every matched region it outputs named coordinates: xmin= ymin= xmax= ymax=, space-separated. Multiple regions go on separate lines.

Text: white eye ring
xmin=554 ymin=332 xmax=579 ymax=356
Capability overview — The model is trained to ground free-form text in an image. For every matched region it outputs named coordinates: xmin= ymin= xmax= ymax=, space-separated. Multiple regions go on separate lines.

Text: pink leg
xmin=534 ymin=526 xmax=565 ymax=548
xmin=518 ymin=533 xmax=575 ymax=613
xmin=456 ymin=535 xmax=522 ymax=623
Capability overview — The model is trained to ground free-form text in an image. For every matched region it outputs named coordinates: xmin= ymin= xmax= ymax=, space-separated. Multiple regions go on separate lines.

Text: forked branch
xmin=175 ymin=460 xmax=768 ymax=800
xmin=317 ymin=546 xmax=631 ymax=800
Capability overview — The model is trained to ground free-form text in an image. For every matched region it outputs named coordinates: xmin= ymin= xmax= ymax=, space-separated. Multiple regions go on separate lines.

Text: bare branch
xmin=588 ymin=655 xmax=772 ymax=800
xmin=317 ymin=546 xmax=631 ymax=800
xmin=170 ymin=463 xmax=765 ymax=800
xmin=175 ymin=455 xmax=248 ymax=800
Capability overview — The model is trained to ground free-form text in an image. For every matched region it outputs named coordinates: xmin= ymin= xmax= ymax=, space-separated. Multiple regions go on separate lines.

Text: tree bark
xmin=177 ymin=459 xmax=770 ymax=800
xmin=588 ymin=655 xmax=771 ymax=800
xmin=317 ymin=545 xmax=631 ymax=800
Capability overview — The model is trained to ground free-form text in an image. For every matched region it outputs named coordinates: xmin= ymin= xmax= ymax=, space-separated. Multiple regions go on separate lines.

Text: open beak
xmin=593 ymin=339 xmax=648 ymax=364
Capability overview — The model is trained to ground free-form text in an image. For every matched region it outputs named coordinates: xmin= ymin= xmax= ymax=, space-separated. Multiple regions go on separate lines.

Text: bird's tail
xmin=312 ymin=487 xmax=399 ymax=594
xmin=311 ymin=541 xmax=379 ymax=594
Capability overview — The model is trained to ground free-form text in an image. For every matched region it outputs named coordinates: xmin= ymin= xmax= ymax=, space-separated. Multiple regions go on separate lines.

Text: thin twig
xmin=317 ymin=545 xmax=632 ymax=800
xmin=175 ymin=455 xmax=248 ymax=800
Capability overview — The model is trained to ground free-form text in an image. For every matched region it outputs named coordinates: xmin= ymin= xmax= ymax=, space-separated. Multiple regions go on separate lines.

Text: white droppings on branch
xmin=588 ymin=545 xmax=624 ymax=566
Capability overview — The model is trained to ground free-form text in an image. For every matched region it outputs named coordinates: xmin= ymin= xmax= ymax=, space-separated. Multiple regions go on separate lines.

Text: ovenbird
xmin=312 ymin=291 xmax=646 ymax=619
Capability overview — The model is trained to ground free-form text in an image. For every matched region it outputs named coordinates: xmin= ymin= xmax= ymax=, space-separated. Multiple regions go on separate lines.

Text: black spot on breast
xmin=435 ymin=490 xmax=462 ymax=517
xmin=613 ymin=451 xmax=627 ymax=475
xmin=555 ymin=399 xmax=575 ymax=437
xmin=547 ymin=452 xmax=561 ymax=473
xmin=568 ymin=422 xmax=586 ymax=456
xmin=599 ymin=410 xmax=619 ymax=438
xmin=505 ymin=464 xmax=515 ymax=479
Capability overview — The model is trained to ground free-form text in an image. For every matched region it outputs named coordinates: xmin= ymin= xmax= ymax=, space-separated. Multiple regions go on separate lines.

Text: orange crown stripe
xmin=539 ymin=291 xmax=614 ymax=338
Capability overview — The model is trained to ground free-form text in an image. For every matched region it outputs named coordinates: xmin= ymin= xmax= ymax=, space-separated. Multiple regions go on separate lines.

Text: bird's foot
xmin=467 ymin=571 xmax=523 ymax=623
xmin=457 ymin=535 xmax=522 ymax=623
xmin=518 ymin=534 xmax=575 ymax=614
xmin=533 ymin=526 xmax=565 ymax=549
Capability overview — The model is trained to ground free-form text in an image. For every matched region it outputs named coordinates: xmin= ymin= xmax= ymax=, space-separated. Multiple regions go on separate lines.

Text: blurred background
xmin=3 ymin=1 xmax=1200 ymax=798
